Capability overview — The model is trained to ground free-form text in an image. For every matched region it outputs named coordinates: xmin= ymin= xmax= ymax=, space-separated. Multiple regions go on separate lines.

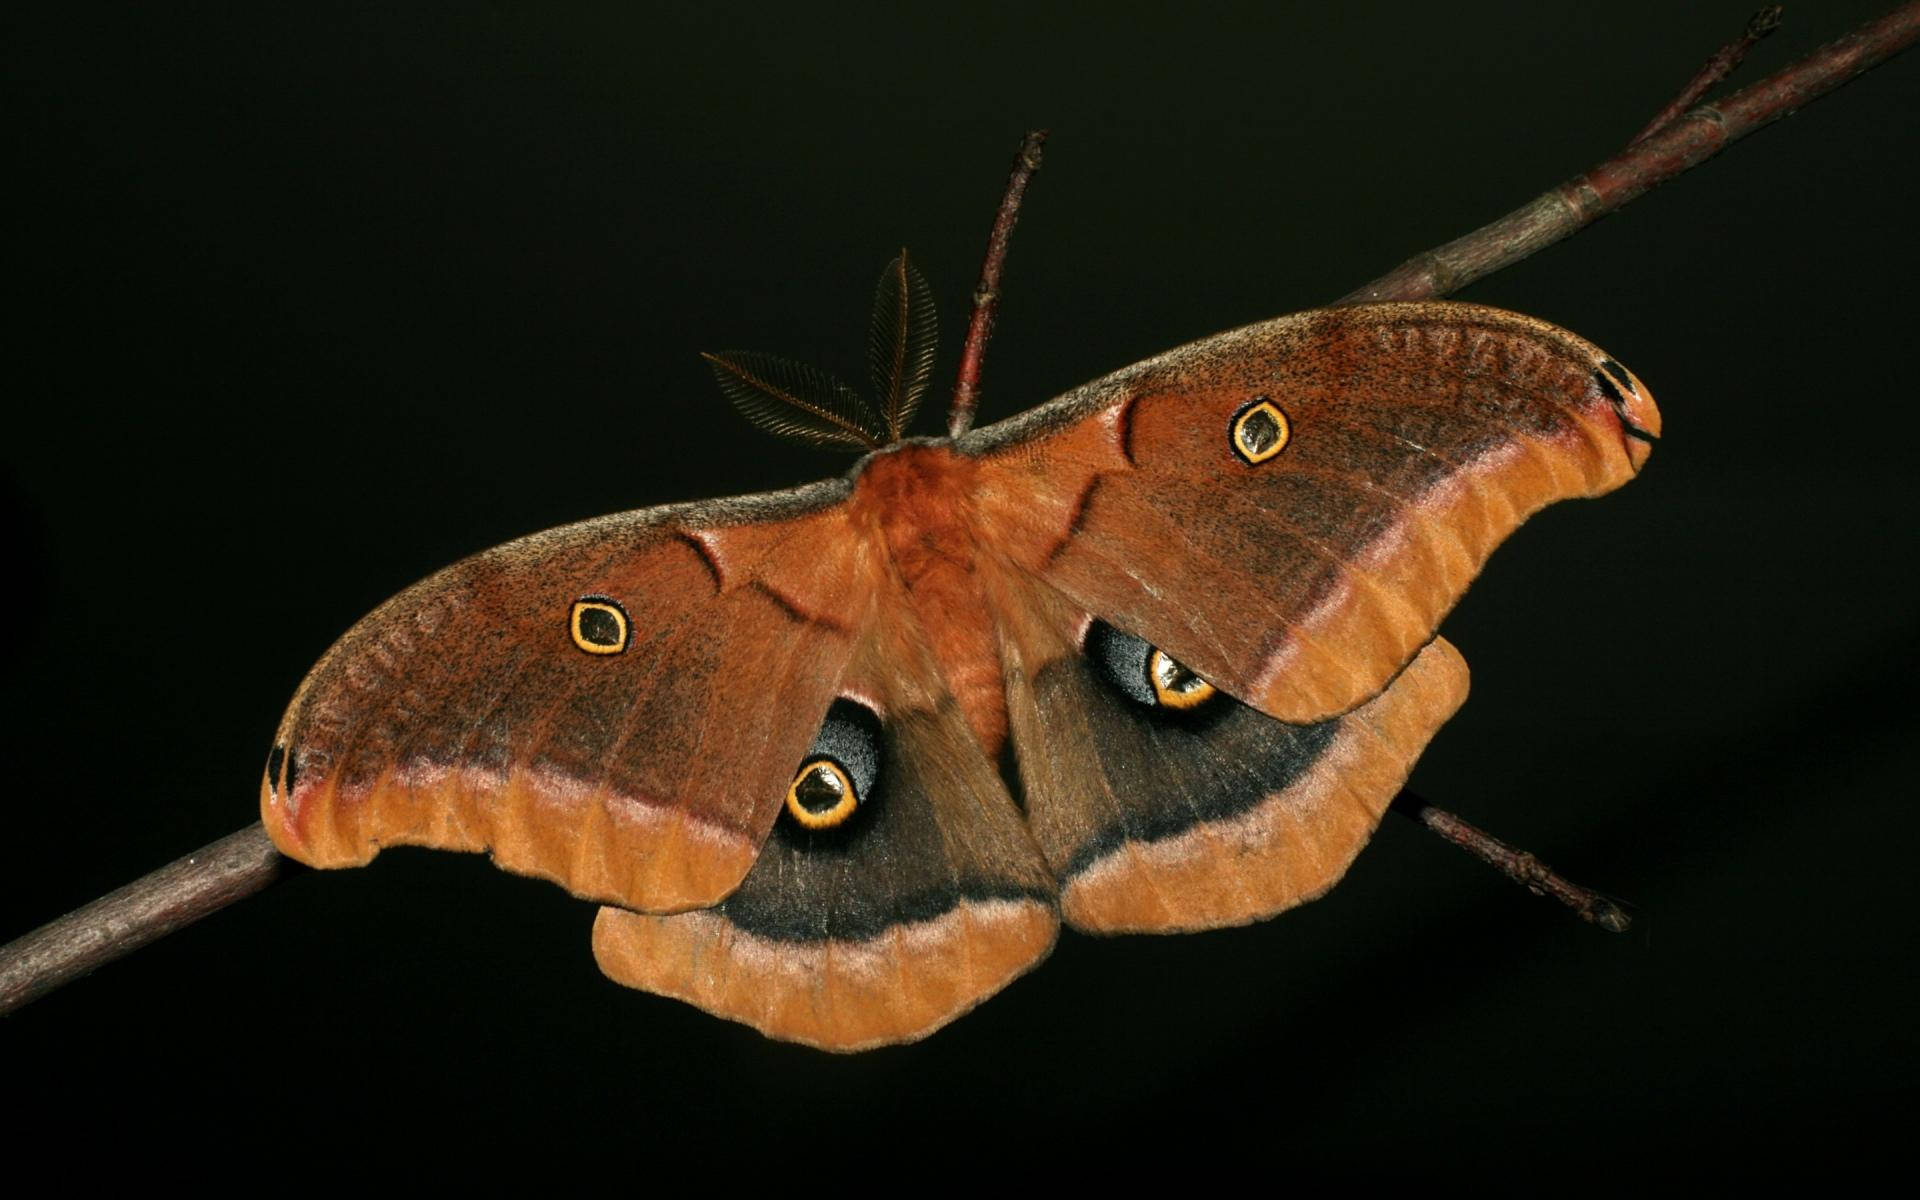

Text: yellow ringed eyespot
xmin=1148 ymin=648 xmax=1217 ymax=709
xmin=1231 ymin=397 xmax=1291 ymax=465
xmin=786 ymin=758 xmax=859 ymax=829
xmin=570 ymin=597 xmax=630 ymax=654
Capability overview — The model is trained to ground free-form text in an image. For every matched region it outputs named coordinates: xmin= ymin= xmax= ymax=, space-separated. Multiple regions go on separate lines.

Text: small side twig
xmin=1340 ymin=0 xmax=1920 ymax=303
xmin=1391 ymin=792 xmax=1631 ymax=933
xmin=0 ymin=823 xmax=290 ymax=1016
xmin=947 ymin=128 xmax=1047 ymax=439
xmin=1629 ymin=5 xmax=1785 ymax=146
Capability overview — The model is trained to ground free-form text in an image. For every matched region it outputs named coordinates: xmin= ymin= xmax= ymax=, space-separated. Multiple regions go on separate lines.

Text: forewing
xmin=260 ymin=479 xmax=877 ymax=914
xmin=964 ymin=301 xmax=1659 ymax=724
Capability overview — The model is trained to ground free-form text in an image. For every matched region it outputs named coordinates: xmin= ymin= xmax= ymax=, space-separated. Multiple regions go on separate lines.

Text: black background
xmin=6 ymin=1 xmax=1916 ymax=1178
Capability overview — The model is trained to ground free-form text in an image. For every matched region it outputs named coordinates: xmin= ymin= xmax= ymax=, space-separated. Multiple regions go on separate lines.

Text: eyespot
xmin=1148 ymin=648 xmax=1217 ymax=709
xmin=569 ymin=596 xmax=630 ymax=654
xmin=1085 ymin=620 xmax=1220 ymax=712
xmin=782 ymin=698 xmax=883 ymax=831
xmin=1230 ymin=397 xmax=1291 ymax=465
xmin=786 ymin=759 xmax=857 ymax=829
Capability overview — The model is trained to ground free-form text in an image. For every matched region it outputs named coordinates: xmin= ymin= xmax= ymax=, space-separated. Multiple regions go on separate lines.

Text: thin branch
xmin=1340 ymin=0 xmax=1920 ymax=304
xmin=5 ymin=5 xmax=1919 ymax=1013
xmin=1390 ymin=793 xmax=1632 ymax=933
xmin=1629 ymin=5 xmax=1784 ymax=147
xmin=946 ymin=128 xmax=1047 ymax=439
xmin=0 ymin=824 xmax=290 ymax=1015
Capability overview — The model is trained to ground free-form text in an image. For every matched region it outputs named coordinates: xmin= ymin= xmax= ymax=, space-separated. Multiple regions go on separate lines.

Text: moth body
xmin=845 ymin=441 xmax=1008 ymax=754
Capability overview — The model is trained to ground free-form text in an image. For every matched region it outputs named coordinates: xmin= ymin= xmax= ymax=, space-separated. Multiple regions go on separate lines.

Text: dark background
xmin=6 ymin=1 xmax=1916 ymax=1177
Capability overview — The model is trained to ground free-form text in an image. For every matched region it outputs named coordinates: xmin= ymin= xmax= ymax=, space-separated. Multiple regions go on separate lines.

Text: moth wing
xmin=592 ymin=595 xmax=1058 ymax=1052
xmin=994 ymin=573 xmax=1467 ymax=932
xmin=261 ymin=478 xmax=877 ymax=914
xmin=963 ymin=300 xmax=1659 ymax=725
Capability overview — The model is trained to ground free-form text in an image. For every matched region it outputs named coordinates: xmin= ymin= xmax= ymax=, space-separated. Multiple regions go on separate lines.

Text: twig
xmin=6 ymin=5 xmax=1919 ymax=1012
xmin=946 ymin=128 xmax=1047 ymax=439
xmin=1629 ymin=5 xmax=1784 ymax=147
xmin=1390 ymin=793 xmax=1632 ymax=933
xmin=0 ymin=824 xmax=290 ymax=1016
xmin=1340 ymin=0 xmax=1920 ymax=304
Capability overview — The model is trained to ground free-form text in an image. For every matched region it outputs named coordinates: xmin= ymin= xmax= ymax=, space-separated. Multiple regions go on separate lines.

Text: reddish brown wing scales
xmin=988 ymin=571 xmax=1467 ymax=932
xmin=964 ymin=301 xmax=1659 ymax=725
xmin=591 ymin=700 xmax=1056 ymax=1052
xmin=260 ymin=486 xmax=874 ymax=914
xmin=593 ymin=587 xmax=1057 ymax=1052
xmin=1051 ymin=640 xmax=1467 ymax=932
xmin=1025 ymin=637 xmax=1467 ymax=930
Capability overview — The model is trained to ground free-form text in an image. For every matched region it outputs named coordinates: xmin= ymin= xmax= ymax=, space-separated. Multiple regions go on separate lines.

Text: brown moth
xmin=260 ymin=246 xmax=1658 ymax=1052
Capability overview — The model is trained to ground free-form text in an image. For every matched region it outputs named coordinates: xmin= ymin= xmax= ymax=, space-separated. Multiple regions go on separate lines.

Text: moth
xmin=259 ymin=241 xmax=1658 ymax=1052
